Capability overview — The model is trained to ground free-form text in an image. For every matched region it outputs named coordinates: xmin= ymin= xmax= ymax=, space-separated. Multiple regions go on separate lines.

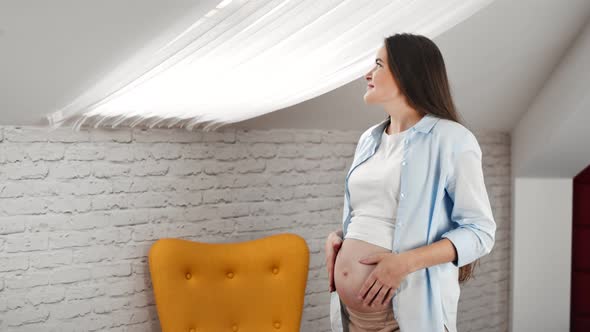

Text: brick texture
xmin=0 ymin=125 xmax=510 ymax=331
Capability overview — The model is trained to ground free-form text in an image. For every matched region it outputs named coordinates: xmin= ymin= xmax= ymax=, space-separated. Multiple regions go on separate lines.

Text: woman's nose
xmin=365 ymin=67 xmax=376 ymax=81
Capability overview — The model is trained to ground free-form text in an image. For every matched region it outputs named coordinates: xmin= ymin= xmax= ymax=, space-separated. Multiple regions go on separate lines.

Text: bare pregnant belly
xmin=334 ymin=238 xmax=394 ymax=313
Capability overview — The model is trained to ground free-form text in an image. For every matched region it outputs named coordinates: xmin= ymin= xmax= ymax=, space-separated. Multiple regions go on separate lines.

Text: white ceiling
xmin=236 ymin=0 xmax=590 ymax=132
xmin=0 ymin=0 xmax=589 ymax=131
xmin=0 ymin=0 xmax=209 ymax=126
xmin=512 ymin=15 xmax=590 ymax=178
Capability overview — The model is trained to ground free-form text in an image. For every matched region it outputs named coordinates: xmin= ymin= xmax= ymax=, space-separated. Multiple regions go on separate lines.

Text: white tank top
xmin=345 ymin=126 xmax=407 ymax=250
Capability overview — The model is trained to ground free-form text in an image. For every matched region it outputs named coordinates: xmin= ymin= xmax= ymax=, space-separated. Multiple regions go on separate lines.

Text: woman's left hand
xmin=357 ymin=252 xmax=411 ymax=307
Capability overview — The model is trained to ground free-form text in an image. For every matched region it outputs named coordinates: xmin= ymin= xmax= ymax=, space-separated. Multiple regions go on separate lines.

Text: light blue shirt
xmin=330 ymin=113 xmax=496 ymax=332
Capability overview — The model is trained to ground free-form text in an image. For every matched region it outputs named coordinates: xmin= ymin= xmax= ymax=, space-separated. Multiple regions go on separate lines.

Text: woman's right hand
xmin=325 ymin=230 xmax=343 ymax=292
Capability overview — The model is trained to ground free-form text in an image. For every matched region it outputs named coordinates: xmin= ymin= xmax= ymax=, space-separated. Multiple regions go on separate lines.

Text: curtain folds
xmin=45 ymin=0 xmax=494 ymax=131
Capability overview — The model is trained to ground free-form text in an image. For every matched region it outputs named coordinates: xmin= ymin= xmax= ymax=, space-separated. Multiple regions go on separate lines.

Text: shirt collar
xmin=370 ymin=113 xmax=440 ymax=139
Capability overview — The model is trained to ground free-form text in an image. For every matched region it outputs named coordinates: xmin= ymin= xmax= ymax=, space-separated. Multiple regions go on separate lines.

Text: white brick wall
xmin=0 ymin=125 xmax=510 ymax=332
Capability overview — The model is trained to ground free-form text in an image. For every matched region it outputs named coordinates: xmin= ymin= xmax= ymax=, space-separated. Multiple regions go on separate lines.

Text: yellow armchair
xmin=148 ymin=233 xmax=310 ymax=332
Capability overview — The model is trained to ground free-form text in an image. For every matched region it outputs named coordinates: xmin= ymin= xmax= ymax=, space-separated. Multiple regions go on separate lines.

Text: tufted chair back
xmin=148 ymin=233 xmax=310 ymax=332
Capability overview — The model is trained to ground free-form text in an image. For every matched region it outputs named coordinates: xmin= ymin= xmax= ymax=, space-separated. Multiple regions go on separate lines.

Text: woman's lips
xmin=367 ymin=84 xmax=374 ymax=88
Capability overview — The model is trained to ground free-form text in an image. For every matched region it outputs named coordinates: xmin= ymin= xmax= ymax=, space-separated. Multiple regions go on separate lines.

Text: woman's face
xmin=363 ymin=45 xmax=402 ymax=105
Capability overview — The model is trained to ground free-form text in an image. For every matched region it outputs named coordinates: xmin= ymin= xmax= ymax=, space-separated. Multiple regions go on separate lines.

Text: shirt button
xmin=401 ymin=161 xmax=406 ymax=166
xmin=400 ymin=192 xmax=405 ymax=199
xmin=404 ymin=139 xmax=408 ymax=145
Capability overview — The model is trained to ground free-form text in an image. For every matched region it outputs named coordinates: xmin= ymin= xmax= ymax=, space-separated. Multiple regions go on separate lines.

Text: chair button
xmin=274 ymin=322 xmax=281 ymax=329
xmin=227 ymin=272 xmax=234 ymax=279
xmin=232 ymin=325 xmax=239 ymax=331
xmin=185 ymin=273 xmax=192 ymax=280
xmin=189 ymin=329 xmax=195 ymax=332
xmin=272 ymin=267 xmax=279 ymax=274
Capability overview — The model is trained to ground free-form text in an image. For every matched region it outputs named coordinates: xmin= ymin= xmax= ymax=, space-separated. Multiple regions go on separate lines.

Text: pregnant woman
xmin=324 ymin=33 xmax=496 ymax=332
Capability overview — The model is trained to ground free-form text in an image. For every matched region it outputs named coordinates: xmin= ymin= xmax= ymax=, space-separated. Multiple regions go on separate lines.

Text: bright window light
xmin=45 ymin=0 xmax=495 ymax=131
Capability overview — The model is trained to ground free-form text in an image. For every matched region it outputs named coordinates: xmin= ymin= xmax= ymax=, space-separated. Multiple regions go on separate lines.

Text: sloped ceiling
xmin=0 ymin=0 xmax=589 ymax=132
xmin=235 ymin=0 xmax=590 ymax=131
xmin=512 ymin=16 xmax=590 ymax=178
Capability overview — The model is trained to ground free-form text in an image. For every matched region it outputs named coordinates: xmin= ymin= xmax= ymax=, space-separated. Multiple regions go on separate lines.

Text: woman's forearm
xmin=400 ymin=238 xmax=457 ymax=274
xmin=333 ymin=229 xmax=457 ymax=272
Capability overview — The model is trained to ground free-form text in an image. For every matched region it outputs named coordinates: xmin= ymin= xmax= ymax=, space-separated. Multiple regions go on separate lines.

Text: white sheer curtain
xmin=45 ymin=0 xmax=494 ymax=131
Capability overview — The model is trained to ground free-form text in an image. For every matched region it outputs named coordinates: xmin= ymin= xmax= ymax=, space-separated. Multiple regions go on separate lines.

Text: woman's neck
xmin=387 ymin=112 xmax=424 ymax=134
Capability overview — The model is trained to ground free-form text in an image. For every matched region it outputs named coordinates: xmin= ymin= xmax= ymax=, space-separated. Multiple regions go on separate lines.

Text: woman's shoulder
xmin=432 ymin=117 xmax=471 ymax=136
xmin=358 ymin=118 xmax=386 ymax=142
xmin=432 ymin=117 xmax=477 ymax=145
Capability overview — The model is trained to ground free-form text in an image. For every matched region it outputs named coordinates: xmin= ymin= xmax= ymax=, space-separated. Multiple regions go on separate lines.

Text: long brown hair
xmin=383 ymin=32 xmax=478 ymax=284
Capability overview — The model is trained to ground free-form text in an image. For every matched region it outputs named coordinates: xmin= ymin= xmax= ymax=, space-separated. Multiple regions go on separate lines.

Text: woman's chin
xmin=363 ymin=96 xmax=374 ymax=104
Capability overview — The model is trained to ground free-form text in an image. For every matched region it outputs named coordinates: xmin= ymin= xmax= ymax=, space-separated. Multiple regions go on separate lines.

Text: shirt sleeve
xmin=441 ymin=130 xmax=496 ymax=268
